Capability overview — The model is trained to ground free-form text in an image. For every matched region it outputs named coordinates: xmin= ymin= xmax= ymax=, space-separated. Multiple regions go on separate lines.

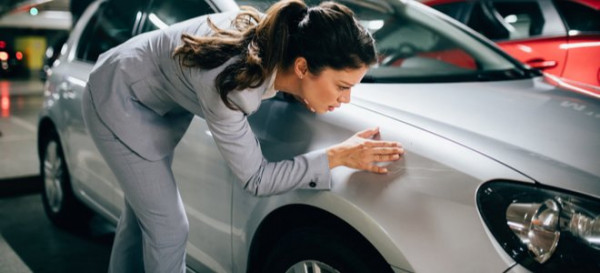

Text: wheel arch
xmin=246 ymin=203 xmax=408 ymax=273
xmin=37 ymin=117 xmax=59 ymax=159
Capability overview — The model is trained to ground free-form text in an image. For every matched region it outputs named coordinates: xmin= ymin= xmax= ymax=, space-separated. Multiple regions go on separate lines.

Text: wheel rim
xmin=43 ymin=141 xmax=64 ymax=213
xmin=285 ymin=260 xmax=340 ymax=273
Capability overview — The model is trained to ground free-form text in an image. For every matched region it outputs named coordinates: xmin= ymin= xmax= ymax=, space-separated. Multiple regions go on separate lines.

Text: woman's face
xmin=300 ymin=66 xmax=369 ymax=114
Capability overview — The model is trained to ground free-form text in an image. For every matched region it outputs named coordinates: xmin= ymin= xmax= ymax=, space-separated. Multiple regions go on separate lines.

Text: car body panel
xmin=350 ymin=79 xmax=600 ymax=198
xmin=173 ymin=118 xmax=236 ymax=272
xmin=54 ymin=0 xmax=121 ymax=218
xmin=562 ymin=34 xmax=600 ymax=86
xmin=229 ymin=98 xmax=536 ymax=272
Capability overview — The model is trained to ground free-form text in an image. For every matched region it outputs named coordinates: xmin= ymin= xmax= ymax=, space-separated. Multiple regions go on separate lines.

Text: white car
xmin=38 ymin=0 xmax=600 ymax=272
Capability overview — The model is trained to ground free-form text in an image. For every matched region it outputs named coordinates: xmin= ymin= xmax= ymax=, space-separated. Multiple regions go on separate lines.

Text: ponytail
xmin=173 ymin=0 xmax=376 ymax=110
xmin=254 ymin=0 xmax=307 ymax=74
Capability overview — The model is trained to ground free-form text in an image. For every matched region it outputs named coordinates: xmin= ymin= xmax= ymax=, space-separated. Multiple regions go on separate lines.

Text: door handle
xmin=526 ymin=58 xmax=557 ymax=70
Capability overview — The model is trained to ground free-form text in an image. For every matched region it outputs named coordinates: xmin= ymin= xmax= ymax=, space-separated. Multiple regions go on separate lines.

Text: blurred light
xmin=42 ymin=11 xmax=71 ymax=19
xmin=16 ymin=51 xmax=23 ymax=60
xmin=559 ymin=42 xmax=600 ymax=50
xmin=60 ymin=44 xmax=68 ymax=55
xmin=67 ymin=76 xmax=86 ymax=87
xmin=0 ymin=41 xmax=5 ymax=49
xmin=45 ymin=47 xmax=54 ymax=58
xmin=29 ymin=7 xmax=39 ymax=16
xmin=569 ymin=30 xmax=581 ymax=36
xmin=149 ymin=13 xmax=168 ymax=29
xmin=135 ymin=11 xmax=142 ymax=24
xmin=1 ymin=81 xmax=10 ymax=117
xmin=517 ymin=45 xmax=532 ymax=53
xmin=544 ymin=73 xmax=600 ymax=99
xmin=504 ymin=14 xmax=518 ymax=24
xmin=0 ymin=51 xmax=8 ymax=61
xmin=361 ymin=20 xmax=384 ymax=31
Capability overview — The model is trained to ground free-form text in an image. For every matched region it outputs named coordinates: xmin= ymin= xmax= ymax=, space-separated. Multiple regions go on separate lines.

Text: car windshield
xmin=237 ymin=0 xmax=533 ymax=83
xmin=351 ymin=1 xmax=531 ymax=83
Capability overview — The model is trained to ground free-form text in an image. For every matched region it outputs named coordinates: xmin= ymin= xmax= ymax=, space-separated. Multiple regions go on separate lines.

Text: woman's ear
xmin=294 ymin=57 xmax=308 ymax=79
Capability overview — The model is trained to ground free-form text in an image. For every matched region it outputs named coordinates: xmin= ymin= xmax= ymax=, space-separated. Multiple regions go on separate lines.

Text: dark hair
xmin=173 ymin=0 xmax=377 ymax=109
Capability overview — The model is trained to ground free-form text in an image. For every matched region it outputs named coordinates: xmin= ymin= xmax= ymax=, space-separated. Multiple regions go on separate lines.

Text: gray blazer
xmin=86 ymin=10 xmax=331 ymax=196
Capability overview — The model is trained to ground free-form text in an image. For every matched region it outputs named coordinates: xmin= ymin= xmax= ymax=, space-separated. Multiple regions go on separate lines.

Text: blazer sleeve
xmin=194 ymin=80 xmax=332 ymax=196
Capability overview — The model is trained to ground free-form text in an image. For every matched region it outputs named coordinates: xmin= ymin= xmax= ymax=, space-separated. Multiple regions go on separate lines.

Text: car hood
xmin=352 ymin=77 xmax=600 ymax=197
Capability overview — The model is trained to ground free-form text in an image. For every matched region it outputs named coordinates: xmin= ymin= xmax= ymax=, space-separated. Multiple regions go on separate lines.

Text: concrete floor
xmin=0 ymin=78 xmax=113 ymax=273
xmin=0 ymin=79 xmax=43 ymax=180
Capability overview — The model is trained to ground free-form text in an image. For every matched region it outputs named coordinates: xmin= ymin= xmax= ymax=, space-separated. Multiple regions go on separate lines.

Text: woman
xmin=82 ymin=0 xmax=404 ymax=272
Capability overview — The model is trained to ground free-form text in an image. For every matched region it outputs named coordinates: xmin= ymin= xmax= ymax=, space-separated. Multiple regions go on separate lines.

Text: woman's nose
xmin=339 ymin=90 xmax=351 ymax=103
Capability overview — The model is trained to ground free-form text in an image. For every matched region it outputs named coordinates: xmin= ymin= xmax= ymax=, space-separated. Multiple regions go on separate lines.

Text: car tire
xmin=262 ymin=227 xmax=393 ymax=273
xmin=40 ymin=131 xmax=91 ymax=229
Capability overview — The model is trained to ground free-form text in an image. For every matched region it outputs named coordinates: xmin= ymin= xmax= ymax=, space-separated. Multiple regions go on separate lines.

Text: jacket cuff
xmin=301 ymin=149 xmax=332 ymax=190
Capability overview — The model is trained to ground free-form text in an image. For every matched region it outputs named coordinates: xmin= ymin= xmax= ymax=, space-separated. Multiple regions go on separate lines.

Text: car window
xmin=466 ymin=1 xmax=544 ymax=41
xmin=375 ymin=18 xmax=478 ymax=71
xmin=466 ymin=2 xmax=509 ymax=40
xmin=75 ymin=11 xmax=99 ymax=61
xmin=357 ymin=2 xmax=522 ymax=83
xmin=555 ymin=0 xmax=600 ymax=33
xmin=143 ymin=0 xmax=216 ymax=32
xmin=76 ymin=0 xmax=146 ymax=63
xmin=492 ymin=1 xmax=545 ymax=40
xmin=431 ymin=2 xmax=468 ymax=21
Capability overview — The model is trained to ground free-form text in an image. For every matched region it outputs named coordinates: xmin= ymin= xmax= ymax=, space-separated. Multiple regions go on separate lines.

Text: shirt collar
xmin=261 ymin=69 xmax=278 ymax=100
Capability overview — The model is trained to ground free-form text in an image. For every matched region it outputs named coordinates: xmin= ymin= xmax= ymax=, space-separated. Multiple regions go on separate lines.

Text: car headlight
xmin=477 ymin=181 xmax=600 ymax=272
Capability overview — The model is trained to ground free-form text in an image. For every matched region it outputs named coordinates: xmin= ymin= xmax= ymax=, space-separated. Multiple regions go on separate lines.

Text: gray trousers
xmin=82 ymin=88 xmax=189 ymax=273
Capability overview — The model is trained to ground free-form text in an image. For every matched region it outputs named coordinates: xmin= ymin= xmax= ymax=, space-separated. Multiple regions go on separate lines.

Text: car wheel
xmin=40 ymin=132 xmax=91 ymax=229
xmin=262 ymin=227 xmax=392 ymax=273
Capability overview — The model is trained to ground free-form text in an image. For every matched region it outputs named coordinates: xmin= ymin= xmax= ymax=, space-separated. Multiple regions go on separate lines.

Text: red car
xmin=423 ymin=0 xmax=600 ymax=97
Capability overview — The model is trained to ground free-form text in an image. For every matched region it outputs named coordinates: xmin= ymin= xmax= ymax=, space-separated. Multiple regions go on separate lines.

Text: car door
xmin=139 ymin=0 xmax=236 ymax=271
xmin=554 ymin=0 xmax=600 ymax=88
xmin=63 ymin=0 xmax=147 ymax=216
xmin=465 ymin=0 xmax=568 ymax=76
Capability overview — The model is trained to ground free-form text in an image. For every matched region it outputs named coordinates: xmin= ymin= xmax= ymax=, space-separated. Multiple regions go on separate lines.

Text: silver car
xmin=38 ymin=0 xmax=600 ymax=272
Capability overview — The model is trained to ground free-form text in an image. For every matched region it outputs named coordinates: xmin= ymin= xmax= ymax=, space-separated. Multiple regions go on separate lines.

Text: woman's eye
xmin=338 ymin=86 xmax=350 ymax=91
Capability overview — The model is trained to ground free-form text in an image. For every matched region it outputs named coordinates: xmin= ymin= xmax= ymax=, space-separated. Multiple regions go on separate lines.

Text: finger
xmin=371 ymin=146 xmax=404 ymax=155
xmin=366 ymin=164 xmax=388 ymax=174
xmin=356 ymin=127 xmax=379 ymax=139
xmin=370 ymin=153 xmax=401 ymax=162
xmin=363 ymin=141 xmax=404 ymax=150
xmin=372 ymin=128 xmax=381 ymax=140
xmin=363 ymin=142 xmax=404 ymax=154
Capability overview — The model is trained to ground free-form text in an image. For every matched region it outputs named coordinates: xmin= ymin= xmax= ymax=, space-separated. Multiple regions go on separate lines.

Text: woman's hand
xmin=326 ymin=127 xmax=404 ymax=174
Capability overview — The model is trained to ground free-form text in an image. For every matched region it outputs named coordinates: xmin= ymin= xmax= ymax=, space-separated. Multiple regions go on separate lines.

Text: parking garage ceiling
xmin=0 ymin=0 xmax=69 ymax=16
